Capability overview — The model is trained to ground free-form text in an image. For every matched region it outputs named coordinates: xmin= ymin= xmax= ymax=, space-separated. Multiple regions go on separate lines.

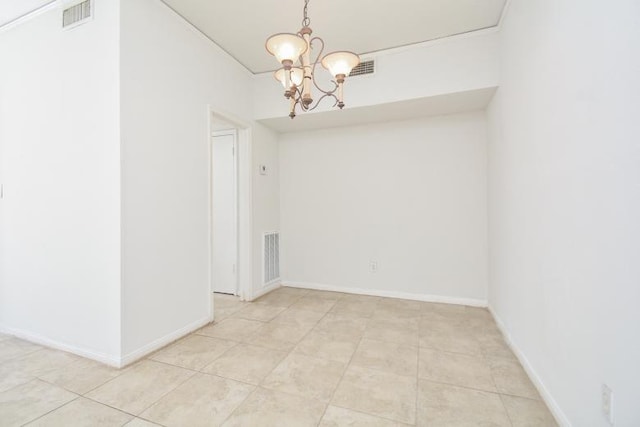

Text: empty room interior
xmin=0 ymin=0 xmax=638 ymax=426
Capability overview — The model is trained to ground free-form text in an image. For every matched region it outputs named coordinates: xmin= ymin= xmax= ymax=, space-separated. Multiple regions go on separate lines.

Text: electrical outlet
xmin=369 ymin=261 xmax=378 ymax=273
xmin=602 ymin=384 xmax=614 ymax=425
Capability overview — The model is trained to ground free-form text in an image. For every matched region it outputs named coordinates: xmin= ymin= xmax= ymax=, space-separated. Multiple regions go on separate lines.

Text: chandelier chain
xmin=302 ymin=0 xmax=311 ymax=28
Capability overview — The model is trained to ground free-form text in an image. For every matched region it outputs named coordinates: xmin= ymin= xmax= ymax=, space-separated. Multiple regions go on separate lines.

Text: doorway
xmin=211 ymin=130 xmax=238 ymax=295
xmin=208 ymin=107 xmax=252 ymax=319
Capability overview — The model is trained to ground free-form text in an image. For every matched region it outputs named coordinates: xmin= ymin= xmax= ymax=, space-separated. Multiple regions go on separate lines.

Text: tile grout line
xmin=313 ymin=295 xmax=413 ymax=426
xmin=0 ymin=346 xmax=44 ymax=366
xmin=6 ymin=378 xmax=76 ymax=426
xmin=0 ymin=373 xmax=37 ymax=396
xmin=415 ymin=344 xmax=421 ymax=426
xmin=259 ymin=294 xmax=337 ymax=398
xmin=217 ymin=387 xmax=258 ymax=427
xmin=214 ymin=292 xmax=541 ymax=423
xmin=81 ymin=358 xmax=198 ymax=421
xmin=418 ymin=377 xmax=534 ymax=400
xmin=3 ymin=291 xmax=551 ymax=426
xmin=216 ymin=289 xmax=325 ymax=426
xmin=126 ymin=364 xmax=197 ymax=420
xmin=19 ymin=395 xmax=82 ymax=427
xmin=315 ymin=311 xmax=367 ymax=427
xmin=246 ymin=290 xmax=348 ymax=426
xmin=81 ymin=394 xmax=139 ymax=418
xmin=485 ymin=333 xmax=516 ymax=427
xmin=498 ymin=393 xmax=516 ymax=427
xmin=320 ymin=296 xmax=420 ymax=425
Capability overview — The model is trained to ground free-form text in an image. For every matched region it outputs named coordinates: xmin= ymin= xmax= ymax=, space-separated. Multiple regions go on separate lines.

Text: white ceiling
xmin=0 ymin=0 xmax=55 ymax=27
xmin=161 ymin=0 xmax=507 ymax=74
xmin=258 ymin=87 xmax=497 ymax=133
xmin=0 ymin=0 xmax=506 ymax=72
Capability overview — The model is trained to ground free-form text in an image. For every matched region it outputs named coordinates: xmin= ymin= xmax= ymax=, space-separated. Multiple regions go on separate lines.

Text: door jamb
xmin=207 ymin=107 xmax=253 ymax=323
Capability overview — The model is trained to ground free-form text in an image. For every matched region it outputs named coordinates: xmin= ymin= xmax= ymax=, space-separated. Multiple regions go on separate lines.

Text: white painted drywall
xmin=280 ymin=112 xmax=488 ymax=302
xmin=487 ymin=0 xmax=640 ymax=425
xmin=0 ymin=0 xmax=121 ymax=362
xmin=253 ymin=30 xmax=500 ymax=121
xmin=119 ymin=0 xmax=254 ymax=357
xmin=250 ymin=123 xmax=281 ymax=298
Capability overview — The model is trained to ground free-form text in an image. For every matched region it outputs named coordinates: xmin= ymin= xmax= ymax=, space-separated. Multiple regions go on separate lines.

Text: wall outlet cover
xmin=369 ymin=261 xmax=378 ymax=273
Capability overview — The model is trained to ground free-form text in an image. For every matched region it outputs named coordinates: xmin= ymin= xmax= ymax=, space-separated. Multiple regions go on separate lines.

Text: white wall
xmin=487 ymin=0 xmax=640 ymax=425
xmin=253 ymin=31 xmax=500 ymax=120
xmin=0 ymin=1 xmax=122 ymax=362
xmin=119 ymin=0 xmax=254 ymax=358
xmin=250 ymin=123 xmax=281 ymax=299
xmin=280 ymin=112 xmax=488 ymax=303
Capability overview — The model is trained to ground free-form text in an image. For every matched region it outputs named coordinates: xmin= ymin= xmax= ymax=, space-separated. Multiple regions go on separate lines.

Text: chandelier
xmin=265 ymin=0 xmax=360 ymax=119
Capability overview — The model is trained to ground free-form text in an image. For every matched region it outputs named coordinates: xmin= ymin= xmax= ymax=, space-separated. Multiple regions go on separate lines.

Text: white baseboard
xmin=0 ymin=325 xmax=120 ymax=367
xmin=119 ymin=315 xmax=212 ymax=367
xmin=283 ymin=281 xmax=487 ymax=307
xmin=2 ymin=315 xmax=216 ymax=369
xmin=488 ymin=306 xmax=571 ymax=427
xmin=246 ymin=281 xmax=281 ymax=302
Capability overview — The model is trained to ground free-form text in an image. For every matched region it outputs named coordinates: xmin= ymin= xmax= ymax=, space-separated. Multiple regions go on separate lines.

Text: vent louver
xmin=264 ymin=232 xmax=280 ymax=285
xmin=63 ymin=0 xmax=92 ymax=29
xmin=349 ymin=60 xmax=375 ymax=77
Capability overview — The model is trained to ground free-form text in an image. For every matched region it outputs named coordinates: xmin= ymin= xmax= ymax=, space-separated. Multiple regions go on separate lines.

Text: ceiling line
xmin=0 ymin=0 xmax=57 ymax=32
xmin=0 ymin=0 xmax=509 ymax=77
xmin=497 ymin=0 xmax=513 ymax=28
xmin=356 ymin=25 xmax=500 ymax=60
xmin=251 ymin=24 xmax=502 ymax=77
xmin=162 ymin=0 xmax=509 ymax=76
xmin=158 ymin=0 xmax=254 ymax=76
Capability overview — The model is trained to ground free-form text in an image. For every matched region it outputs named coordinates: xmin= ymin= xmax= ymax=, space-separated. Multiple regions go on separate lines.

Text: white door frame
xmin=207 ymin=107 xmax=253 ymax=322
xmin=211 ymin=129 xmax=239 ymax=296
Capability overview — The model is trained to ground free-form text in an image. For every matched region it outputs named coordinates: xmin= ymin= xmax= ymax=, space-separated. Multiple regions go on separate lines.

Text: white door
xmin=212 ymin=131 xmax=238 ymax=295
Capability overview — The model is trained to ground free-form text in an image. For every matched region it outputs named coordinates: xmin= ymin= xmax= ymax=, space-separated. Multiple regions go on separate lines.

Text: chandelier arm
xmin=309 ymin=36 xmax=339 ymax=95
xmin=290 ymin=97 xmax=301 ymax=118
xmin=307 ymin=93 xmax=339 ymax=111
xmin=291 ymin=86 xmax=309 ymax=111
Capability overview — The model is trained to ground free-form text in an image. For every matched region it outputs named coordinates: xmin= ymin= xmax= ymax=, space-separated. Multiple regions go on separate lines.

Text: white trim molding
xmin=0 ymin=325 xmax=120 ymax=367
xmin=247 ymin=281 xmax=281 ymax=302
xmin=488 ymin=306 xmax=572 ymax=427
xmin=284 ymin=281 xmax=487 ymax=307
xmin=0 ymin=0 xmax=57 ymax=33
xmin=2 ymin=315 xmax=214 ymax=369
xmin=119 ymin=315 xmax=211 ymax=368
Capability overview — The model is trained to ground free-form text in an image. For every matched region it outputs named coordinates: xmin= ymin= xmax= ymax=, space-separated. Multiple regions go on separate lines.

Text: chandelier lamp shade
xmin=265 ymin=0 xmax=360 ymax=119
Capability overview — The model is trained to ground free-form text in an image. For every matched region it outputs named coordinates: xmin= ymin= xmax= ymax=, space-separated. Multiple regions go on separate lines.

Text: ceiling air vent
xmin=62 ymin=0 xmax=92 ymax=29
xmin=349 ymin=60 xmax=375 ymax=77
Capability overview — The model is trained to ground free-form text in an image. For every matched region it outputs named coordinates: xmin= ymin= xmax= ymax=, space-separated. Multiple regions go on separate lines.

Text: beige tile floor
xmin=0 ymin=288 xmax=558 ymax=426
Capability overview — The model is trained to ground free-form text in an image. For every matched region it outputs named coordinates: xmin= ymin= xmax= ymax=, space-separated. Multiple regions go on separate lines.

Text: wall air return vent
xmin=62 ymin=0 xmax=92 ymax=29
xmin=349 ymin=60 xmax=375 ymax=77
xmin=263 ymin=231 xmax=280 ymax=286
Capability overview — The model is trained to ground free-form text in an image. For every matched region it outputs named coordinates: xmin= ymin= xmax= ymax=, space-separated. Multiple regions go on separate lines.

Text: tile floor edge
xmin=488 ymin=305 xmax=572 ymax=427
